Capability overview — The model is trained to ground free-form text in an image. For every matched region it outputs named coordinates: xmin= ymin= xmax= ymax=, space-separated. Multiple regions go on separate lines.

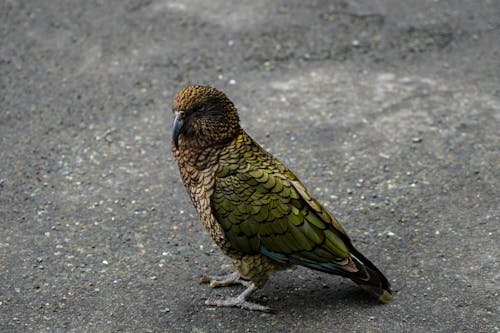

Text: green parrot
xmin=171 ymin=85 xmax=393 ymax=312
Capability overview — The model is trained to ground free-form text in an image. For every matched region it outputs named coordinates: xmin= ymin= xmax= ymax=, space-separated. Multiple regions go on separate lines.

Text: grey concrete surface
xmin=1 ymin=0 xmax=499 ymax=332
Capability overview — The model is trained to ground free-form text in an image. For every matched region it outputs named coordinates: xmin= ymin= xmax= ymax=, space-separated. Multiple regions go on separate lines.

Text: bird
xmin=171 ymin=85 xmax=393 ymax=312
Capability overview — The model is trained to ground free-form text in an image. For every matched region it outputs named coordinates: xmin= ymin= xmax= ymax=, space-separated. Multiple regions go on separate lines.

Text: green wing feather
xmin=211 ymin=134 xmax=393 ymax=302
xmin=211 ymin=137 xmax=353 ymax=267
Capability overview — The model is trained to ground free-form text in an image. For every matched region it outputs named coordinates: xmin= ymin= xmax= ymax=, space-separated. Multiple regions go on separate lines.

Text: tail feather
xmin=348 ymin=247 xmax=393 ymax=303
xmin=260 ymin=244 xmax=393 ymax=303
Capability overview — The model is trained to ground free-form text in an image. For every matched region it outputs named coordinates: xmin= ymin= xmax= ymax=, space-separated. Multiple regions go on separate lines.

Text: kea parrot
xmin=171 ymin=85 xmax=393 ymax=312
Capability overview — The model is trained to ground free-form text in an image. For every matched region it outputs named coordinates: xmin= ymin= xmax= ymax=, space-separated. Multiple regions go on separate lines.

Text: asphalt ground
xmin=1 ymin=1 xmax=499 ymax=332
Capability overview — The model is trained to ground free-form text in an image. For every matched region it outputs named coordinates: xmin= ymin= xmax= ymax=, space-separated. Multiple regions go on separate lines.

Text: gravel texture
xmin=1 ymin=0 xmax=499 ymax=332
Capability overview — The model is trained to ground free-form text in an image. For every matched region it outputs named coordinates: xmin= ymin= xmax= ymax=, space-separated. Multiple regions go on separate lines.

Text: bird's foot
xmin=204 ymin=283 xmax=273 ymax=313
xmin=199 ymin=271 xmax=251 ymax=288
xmin=205 ymin=297 xmax=272 ymax=312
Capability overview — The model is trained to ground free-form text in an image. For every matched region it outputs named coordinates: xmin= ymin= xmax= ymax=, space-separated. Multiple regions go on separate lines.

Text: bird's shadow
xmin=204 ymin=270 xmax=385 ymax=314
xmin=262 ymin=284 xmax=378 ymax=314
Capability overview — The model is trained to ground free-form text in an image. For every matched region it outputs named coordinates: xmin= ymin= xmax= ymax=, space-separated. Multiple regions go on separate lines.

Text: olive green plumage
xmin=171 ymin=85 xmax=393 ymax=311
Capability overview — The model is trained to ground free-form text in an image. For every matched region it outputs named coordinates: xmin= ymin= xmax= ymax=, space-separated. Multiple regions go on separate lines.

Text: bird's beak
xmin=172 ymin=115 xmax=184 ymax=149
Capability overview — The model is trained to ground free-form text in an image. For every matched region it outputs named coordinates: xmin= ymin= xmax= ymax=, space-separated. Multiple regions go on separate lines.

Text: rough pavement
xmin=1 ymin=0 xmax=499 ymax=332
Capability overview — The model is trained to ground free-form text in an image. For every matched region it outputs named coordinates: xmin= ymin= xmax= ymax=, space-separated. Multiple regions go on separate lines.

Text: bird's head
xmin=172 ymin=85 xmax=240 ymax=150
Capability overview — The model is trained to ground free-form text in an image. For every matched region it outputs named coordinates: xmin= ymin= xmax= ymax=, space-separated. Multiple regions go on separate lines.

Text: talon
xmin=205 ymin=297 xmax=272 ymax=313
xmin=199 ymin=272 xmax=250 ymax=288
xmin=199 ymin=275 xmax=211 ymax=284
xmin=203 ymin=282 xmax=273 ymax=312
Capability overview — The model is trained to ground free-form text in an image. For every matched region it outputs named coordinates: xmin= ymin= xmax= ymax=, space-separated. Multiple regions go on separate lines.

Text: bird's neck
xmin=173 ymin=129 xmax=243 ymax=170
xmin=174 ymin=145 xmax=219 ymax=169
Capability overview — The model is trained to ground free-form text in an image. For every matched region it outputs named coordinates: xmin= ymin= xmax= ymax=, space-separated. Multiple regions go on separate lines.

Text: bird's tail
xmin=347 ymin=247 xmax=393 ymax=303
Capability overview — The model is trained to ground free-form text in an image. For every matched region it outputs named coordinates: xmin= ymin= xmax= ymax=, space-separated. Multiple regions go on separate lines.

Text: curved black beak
xmin=172 ymin=115 xmax=184 ymax=149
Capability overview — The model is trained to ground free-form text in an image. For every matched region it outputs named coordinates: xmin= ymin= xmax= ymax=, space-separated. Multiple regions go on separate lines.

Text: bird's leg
xmin=205 ymin=282 xmax=272 ymax=312
xmin=199 ymin=271 xmax=251 ymax=288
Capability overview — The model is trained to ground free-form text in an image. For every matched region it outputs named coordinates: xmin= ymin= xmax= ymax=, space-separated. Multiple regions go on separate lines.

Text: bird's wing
xmin=211 ymin=155 xmax=360 ymax=273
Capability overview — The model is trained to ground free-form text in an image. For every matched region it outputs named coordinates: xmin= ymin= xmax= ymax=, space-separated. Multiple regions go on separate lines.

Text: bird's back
xmin=211 ymin=130 xmax=393 ymax=303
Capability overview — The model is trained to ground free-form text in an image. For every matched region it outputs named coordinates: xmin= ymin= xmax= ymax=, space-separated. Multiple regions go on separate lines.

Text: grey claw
xmin=205 ymin=297 xmax=273 ymax=313
xmin=199 ymin=271 xmax=250 ymax=288
xmin=203 ymin=282 xmax=273 ymax=313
